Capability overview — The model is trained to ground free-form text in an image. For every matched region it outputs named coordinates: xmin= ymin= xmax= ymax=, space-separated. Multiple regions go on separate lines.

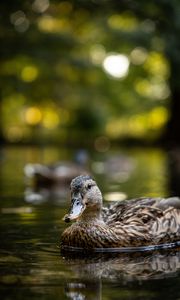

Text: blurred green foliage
xmin=1 ymin=0 xmax=180 ymax=146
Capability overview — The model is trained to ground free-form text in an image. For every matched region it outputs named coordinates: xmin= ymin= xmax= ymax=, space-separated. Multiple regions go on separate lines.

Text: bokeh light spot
xmin=21 ymin=65 xmax=39 ymax=82
xmin=103 ymin=54 xmax=129 ymax=78
xmin=104 ymin=192 xmax=127 ymax=202
xmin=94 ymin=136 xmax=110 ymax=152
xmin=6 ymin=126 xmax=23 ymax=142
xmin=10 ymin=10 xmax=29 ymax=32
xmin=134 ymin=78 xmax=170 ymax=100
xmin=148 ymin=107 xmax=169 ymax=129
xmin=144 ymin=52 xmax=170 ymax=78
xmin=32 ymin=0 xmax=49 ymax=13
xmin=130 ymin=47 xmax=148 ymax=65
xmin=38 ymin=15 xmax=70 ymax=33
xmin=90 ymin=44 xmax=106 ymax=65
xmin=25 ymin=107 xmax=42 ymax=125
xmin=42 ymin=109 xmax=60 ymax=129
xmin=108 ymin=12 xmax=139 ymax=31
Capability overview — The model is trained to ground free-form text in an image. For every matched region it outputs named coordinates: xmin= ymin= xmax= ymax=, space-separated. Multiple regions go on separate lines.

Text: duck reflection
xmin=65 ymin=280 xmax=101 ymax=300
xmin=61 ymin=249 xmax=180 ymax=299
xmin=24 ymin=184 xmax=68 ymax=204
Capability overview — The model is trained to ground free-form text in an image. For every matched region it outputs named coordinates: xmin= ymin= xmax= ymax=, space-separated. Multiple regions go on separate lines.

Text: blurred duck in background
xmin=24 ymin=149 xmax=89 ymax=187
xmin=24 ymin=150 xmax=89 ymax=204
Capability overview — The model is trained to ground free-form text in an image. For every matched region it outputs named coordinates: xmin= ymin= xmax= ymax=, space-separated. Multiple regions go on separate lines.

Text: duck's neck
xmin=78 ymin=208 xmax=103 ymax=223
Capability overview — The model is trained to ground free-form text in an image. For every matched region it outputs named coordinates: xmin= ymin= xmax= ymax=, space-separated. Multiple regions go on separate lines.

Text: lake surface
xmin=1 ymin=145 xmax=180 ymax=300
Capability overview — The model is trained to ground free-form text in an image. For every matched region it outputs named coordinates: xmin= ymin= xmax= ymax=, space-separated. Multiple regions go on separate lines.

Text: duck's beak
xmin=63 ymin=194 xmax=85 ymax=223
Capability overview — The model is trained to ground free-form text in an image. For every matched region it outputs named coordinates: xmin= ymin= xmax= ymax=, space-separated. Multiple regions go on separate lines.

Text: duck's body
xmin=61 ymin=175 xmax=180 ymax=249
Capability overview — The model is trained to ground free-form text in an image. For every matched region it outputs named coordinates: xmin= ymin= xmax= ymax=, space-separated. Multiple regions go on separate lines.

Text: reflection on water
xmin=63 ymin=250 xmax=180 ymax=300
xmin=0 ymin=146 xmax=180 ymax=300
xmin=62 ymin=249 xmax=180 ymax=282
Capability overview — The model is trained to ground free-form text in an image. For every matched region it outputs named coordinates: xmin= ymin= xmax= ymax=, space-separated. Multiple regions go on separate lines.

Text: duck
xmin=24 ymin=150 xmax=89 ymax=187
xmin=61 ymin=175 xmax=180 ymax=250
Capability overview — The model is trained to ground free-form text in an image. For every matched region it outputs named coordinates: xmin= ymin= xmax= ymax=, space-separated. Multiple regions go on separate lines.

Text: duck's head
xmin=63 ymin=175 xmax=103 ymax=222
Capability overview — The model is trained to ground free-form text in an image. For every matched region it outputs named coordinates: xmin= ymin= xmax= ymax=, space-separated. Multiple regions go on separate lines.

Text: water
xmin=1 ymin=146 xmax=180 ymax=300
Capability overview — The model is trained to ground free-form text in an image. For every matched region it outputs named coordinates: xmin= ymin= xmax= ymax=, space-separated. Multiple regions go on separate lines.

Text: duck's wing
xmin=154 ymin=197 xmax=180 ymax=210
xmin=150 ymin=207 xmax=180 ymax=242
xmin=150 ymin=197 xmax=180 ymax=243
xmin=102 ymin=197 xmax=158 ymax=223
xmin=102 ymin=197 xmax=180 ymax=224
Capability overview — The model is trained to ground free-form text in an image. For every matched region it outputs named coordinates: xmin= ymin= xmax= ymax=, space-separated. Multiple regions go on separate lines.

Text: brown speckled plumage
xmin=61 ymin=175 xmax=180 ymax=249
